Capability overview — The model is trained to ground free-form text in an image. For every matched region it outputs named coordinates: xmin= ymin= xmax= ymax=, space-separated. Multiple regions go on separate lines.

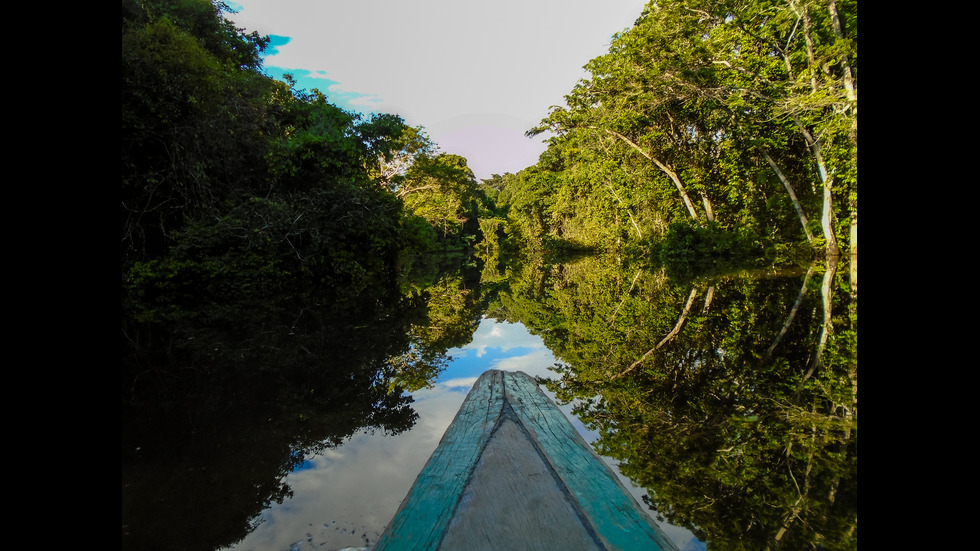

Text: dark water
xmin=122 ymin=254 xmax=856 ymax=551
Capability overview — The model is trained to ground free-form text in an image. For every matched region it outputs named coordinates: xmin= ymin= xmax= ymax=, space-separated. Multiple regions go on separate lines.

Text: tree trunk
xmin=788 ymin=0 xmax=820 ymax=93
xmin=702 ymin=286 xmax=715 ymax=313
xmin=764 ymin=151 xmax=814 ymax=243
xmin=791 ymin=115 xmax=840 ymax=257
xmin=827 ymin=0 xmax=857 ymax=257
xmin=784 ymin=0 xmax=846 ymax=258
xmin=607 ymin=268 xmax=643 ymax=323
xmin=604 ymin=182 xmax=643 ymax=238
xmin=821 ymin=176 xmax=840 ymax=256
xmin=847 ymin=257 xmax=857 ymax=420
xmin=795 ymin=257 xmax=837 ymax=398
xmin=600 ymin=128 xmax=704 ymax=226
xmin=816 ymin=256 xmax=837 ymax=365
xmin=764 ymin=265 xmax=814 ymax=362
xmin=700 ymin=191 xmax=716 ymax=223
xmin=614 ymin=286 xmax=699 ymax=379
xmin=827 ymin=0 xmax=857 ymax=107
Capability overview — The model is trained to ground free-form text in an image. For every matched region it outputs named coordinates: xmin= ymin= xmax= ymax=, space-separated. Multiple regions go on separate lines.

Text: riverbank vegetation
xmin=123 ymin=0 xmax=857 ymax=301
xmin=122 ymin=0 xmax=489 ymax=302
xmin=491 ymin=0 xmax=856 ymax=267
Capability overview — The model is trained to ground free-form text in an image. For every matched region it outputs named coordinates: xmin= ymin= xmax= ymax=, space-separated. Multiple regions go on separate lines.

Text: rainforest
xmin=122 ymin=1 xmax=856 ymax=550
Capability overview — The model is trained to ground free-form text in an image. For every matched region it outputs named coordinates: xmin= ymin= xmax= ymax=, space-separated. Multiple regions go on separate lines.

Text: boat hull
xmin=374 ymin=369 xmax=678 ymax=551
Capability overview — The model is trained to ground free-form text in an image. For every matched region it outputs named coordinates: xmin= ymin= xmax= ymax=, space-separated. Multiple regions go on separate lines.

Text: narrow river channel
xmin=123 ymin=255 xmax=855 ymax=551
xmin=220 ymin=317 xmax=705 ymax=551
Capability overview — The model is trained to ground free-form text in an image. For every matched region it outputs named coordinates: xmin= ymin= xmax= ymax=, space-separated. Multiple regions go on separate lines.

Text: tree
xmin=704 ymin=0 xmax=857 ymax=256
xmin=518 ymin=0 xmax=856 ymax=259
xmin=398 ymin=153 xmax=479 ymax=244
xmin=121 ymin=0 xmax=275 ymax=260
xmin=123 ymin=0 xmax=433 ymax=295
xmin=492 ymin=255 xmax=857 ymax=550
xmin=359 ymin=116 xmax=437 ymax=189
xmin=528 ymin=1 xmax=731 ymax=229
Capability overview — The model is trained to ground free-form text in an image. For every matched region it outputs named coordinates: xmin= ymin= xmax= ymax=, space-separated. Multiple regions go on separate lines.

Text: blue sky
xmin=440 ymin=317 xmax=560 ymax=388
xmin=225 ymin=0 xmax=647 ymax=180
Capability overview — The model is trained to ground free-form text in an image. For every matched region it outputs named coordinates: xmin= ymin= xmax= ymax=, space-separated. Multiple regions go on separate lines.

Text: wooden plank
xmin=373 ymin=370 xmax=505 ymax=550
xmin=439 ymin=415 xmax=604 ymax=550
xmin=375 ymin=369 xmax=679 ymax=551
xmin=503 ymin=371 xmax=678 ymax=551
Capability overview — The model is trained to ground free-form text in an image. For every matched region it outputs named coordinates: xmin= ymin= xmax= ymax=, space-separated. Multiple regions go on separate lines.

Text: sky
xmin=225 ymin=0 xmax=647 ymax=180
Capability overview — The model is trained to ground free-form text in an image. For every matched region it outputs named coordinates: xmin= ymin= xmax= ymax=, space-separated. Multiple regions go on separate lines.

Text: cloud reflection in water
xmin=223 ymin=318 xmax=700 ymax=551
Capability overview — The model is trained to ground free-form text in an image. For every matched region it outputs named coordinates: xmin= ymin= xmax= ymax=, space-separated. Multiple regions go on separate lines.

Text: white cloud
xmin=457 ymin=319 xmax=548 ymax=353
xmin=227 ymin=0 xmax=646 ymax=179
xmin=439 ymin=376 xmax=479 ymax=390
xmin=489 ymin=348 xmax=558 ymax=379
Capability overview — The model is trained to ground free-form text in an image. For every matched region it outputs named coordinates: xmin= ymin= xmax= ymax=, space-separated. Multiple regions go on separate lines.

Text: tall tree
xmin=704 ymin=0 xmax=857 ymax=256
xmin=359 ymin=117 xmax=437 ymax=189
xmin=122 ymin=0 xmax=435 ymax=294
xmin=399 ymin=153 xmax=479 ymax=243
xmin=121 ymin=0 xmax=274 ymax=260
xmin=519 ymin=0 xmax=856 ymax=258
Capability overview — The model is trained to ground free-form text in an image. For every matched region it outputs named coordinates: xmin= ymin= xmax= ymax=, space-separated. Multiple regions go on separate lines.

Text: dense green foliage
xmin=122 ymin=0 xmax=858 ymax=293
xmin=399 ymin=153 xmax=482 ymax=248
xmin=122 ymin=0 xmax=492 ymax=298
xmin=491 ymin=0 xmax=856 ymax=264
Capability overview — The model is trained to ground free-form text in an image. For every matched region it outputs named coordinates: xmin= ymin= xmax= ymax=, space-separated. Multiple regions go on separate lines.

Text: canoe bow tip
xmin=377 ymin=366 xmax=678 ymax=551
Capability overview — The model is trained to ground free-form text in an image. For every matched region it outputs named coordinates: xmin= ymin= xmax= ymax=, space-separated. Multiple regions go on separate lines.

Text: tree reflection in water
xmin=122 ymin=253 xmax=856 ymax=551
xmin=123 ymin=270 xmax=453 ymax=551
xmin=497 ymin=255 xmax=858 ymax=551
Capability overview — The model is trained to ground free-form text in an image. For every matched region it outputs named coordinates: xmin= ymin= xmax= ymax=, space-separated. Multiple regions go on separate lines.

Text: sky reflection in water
xmin=224 ymin=317 xmax=704 ymax=551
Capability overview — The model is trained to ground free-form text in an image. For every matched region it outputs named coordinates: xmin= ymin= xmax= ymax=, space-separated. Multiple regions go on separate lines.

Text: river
xmin=122 ymin=253 xmax=856 ymax=551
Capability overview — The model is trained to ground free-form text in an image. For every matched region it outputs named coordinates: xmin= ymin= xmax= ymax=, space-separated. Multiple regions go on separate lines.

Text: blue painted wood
xmin=373 ymin=370 xmax=505 ymax=550
xmin=504 ymin=372 xmax=677 ymax=551
xmin=374 ymin=370 xmax=678 ymax=551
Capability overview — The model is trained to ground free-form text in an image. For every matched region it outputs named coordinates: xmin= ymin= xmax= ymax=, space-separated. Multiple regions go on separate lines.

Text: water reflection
xmin=445 ymin=317 xmax=557 ymax=379
xmin=521 ymin=256 xmax=857 ymax=551
xmin=219 ymin=385 xmax=466 ymax=550
xmin=123 ymin=254 xmax=854 ymax=551
xmin=220 ymin=317 xmax=704 ymax=551
xmin=121 ymin=280 xmax=425 ymax=551
xmin=218 ymin=317 xmax=560 ymax=551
